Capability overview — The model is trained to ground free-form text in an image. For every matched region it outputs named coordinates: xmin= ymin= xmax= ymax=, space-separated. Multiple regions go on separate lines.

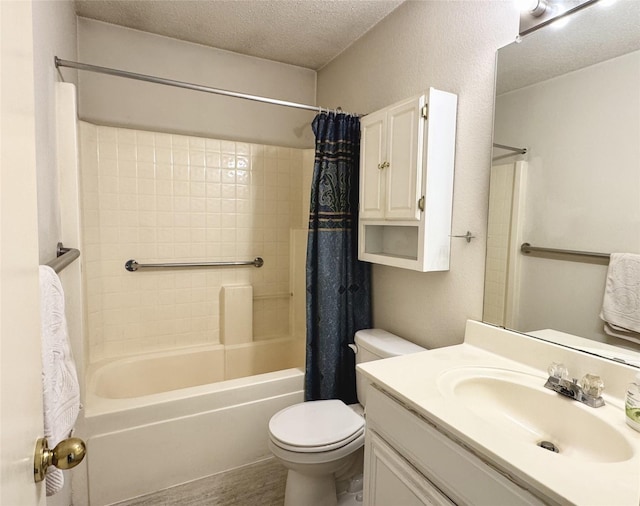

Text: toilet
xmin=268 ymin=329 xmax=426 ymax=506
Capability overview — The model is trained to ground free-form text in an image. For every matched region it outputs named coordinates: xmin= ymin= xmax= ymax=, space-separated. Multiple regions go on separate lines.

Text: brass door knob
xmin=34 ymin=437 xmax=86 ymax=482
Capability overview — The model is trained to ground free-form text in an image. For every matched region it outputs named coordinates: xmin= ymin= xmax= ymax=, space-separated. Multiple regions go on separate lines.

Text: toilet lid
xmin=269 ymin=400 xmax=364 ymax=451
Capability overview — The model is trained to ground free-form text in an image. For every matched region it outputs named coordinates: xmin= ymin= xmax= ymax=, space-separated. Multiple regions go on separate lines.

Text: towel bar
xmin=46 ymin=243 xmax=80 ymax=273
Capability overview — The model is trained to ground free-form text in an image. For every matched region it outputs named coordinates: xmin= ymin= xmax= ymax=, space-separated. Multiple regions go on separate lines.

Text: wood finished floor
xmin=112 ymin=458 xmax=287 ymax=506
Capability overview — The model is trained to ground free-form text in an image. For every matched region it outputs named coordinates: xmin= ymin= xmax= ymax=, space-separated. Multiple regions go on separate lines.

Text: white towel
xmin=600 ymin=253 xmax=640 ymax=344
xmin=39 ymin=266 xmax=80 ymax=496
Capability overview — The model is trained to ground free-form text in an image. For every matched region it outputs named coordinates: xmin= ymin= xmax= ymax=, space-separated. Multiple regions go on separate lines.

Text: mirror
xmin=484 ymin=0 xmax=640 ymax=365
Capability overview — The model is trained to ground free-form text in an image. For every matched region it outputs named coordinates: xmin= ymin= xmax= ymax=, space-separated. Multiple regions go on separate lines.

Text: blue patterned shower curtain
xmin=305 ymin=112 xmax=372 ymax=404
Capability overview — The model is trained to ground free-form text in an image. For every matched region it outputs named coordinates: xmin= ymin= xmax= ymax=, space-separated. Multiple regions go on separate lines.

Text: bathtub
xmin=84 ymin=337 xmax=305 ymax=505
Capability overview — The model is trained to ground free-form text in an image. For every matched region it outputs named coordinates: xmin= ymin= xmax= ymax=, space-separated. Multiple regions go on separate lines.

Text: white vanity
xmin=357 ymin=321 xmax=640 ymax=505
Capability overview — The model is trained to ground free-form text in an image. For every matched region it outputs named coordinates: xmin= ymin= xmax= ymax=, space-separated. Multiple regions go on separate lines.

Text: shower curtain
xmin=305 ymin=112 xmax=372 ymax=404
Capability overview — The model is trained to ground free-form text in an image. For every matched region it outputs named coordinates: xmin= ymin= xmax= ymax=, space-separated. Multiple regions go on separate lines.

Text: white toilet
xmin=268 ymin=329 xmax=426 ymax=506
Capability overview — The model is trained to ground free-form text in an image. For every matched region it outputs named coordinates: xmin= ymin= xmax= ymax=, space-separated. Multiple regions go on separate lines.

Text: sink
xmin=438 ymin=367 xmax=633 ymax=463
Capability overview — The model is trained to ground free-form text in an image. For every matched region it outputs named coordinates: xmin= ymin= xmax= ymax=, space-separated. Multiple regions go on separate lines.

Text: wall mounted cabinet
xmin=358 ymin=88 xmax=457 ymax=272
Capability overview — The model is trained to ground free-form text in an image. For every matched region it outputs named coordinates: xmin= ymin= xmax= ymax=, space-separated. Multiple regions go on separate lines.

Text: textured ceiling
xmin=74 ymin=0 xmax=405 ymax=70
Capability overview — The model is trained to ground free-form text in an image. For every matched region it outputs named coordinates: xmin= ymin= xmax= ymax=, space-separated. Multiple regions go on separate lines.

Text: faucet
xmin=544 ymin=363 xmax=605 ymax=408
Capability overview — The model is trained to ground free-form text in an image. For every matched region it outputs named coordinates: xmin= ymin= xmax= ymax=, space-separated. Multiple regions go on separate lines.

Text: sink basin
xmin=438 ymin=367 xmax=633 ymax=463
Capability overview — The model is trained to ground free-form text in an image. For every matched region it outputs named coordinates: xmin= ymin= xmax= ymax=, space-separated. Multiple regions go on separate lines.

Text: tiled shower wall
xmin=79 ymin=122 xmax=308 ymax=362
xmin=482 ymin=162 xmax=515 ymax=327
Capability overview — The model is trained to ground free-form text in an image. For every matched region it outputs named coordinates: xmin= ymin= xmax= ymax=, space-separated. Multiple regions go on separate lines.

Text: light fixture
xmin=517 ymin=0 xmax=540 ymax=11
xmin=550 ymin=16 xmax=571 ymax=28
xmin=528 ymin=0 xmax=549 ymax=17
xmin=518 ymin=0 xmax=597 ymax=36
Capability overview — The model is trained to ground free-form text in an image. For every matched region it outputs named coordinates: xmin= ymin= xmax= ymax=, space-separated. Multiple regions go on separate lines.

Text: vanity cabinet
xmin=365 ymin=431 xmax=453 ymax=506
xmin=358 ymin=88 xmax=457 ymax=272
xmin=363 ymin=386 xmax=545 ymax=506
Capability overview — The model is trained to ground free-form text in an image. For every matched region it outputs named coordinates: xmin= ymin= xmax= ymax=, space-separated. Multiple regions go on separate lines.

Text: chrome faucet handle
xmin=547 ymin=362 xmax=569 ymax=380
xmin=579 ymin=374 xmax=604 ymax=398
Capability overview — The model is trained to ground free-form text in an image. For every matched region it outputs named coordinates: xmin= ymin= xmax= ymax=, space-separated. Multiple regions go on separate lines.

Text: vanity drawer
xmin=365 ymin=386 xmax=547 ymax=506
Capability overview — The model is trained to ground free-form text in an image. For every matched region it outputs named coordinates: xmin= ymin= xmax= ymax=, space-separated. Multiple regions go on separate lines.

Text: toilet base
xmin=284 ymin=469 xmax=337 ymax=506
xmin=338 ymin=473 xmax=364 ymax=505
xmin=338 ymin=490 xmax=364 ymax=506
xmin=274 ymin=447 xmax=364 ymax=506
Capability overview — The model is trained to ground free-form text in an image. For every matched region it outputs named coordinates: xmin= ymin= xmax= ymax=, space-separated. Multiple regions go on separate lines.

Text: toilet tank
xmin=354 ymin=329 xmax=426 ymax=405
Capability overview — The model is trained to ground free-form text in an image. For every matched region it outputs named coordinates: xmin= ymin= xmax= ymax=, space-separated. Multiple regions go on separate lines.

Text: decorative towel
xmin=39 ymin=266 xmax=80 ymax=496
xmin=600 ymin=253 xmax=640 ymax=344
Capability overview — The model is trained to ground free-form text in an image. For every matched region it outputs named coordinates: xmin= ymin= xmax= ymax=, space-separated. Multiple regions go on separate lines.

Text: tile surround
xmin=483 ymin=163 xmax=514 ymax=326
xmin=79 ymin=122 xmax=308 ymax=362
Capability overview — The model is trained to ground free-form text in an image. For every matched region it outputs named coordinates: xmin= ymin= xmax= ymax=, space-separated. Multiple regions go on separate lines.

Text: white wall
xmin=317 ymin=1 xmax=519 ymax=348
xmin=495 ymin=50 xmax=640 ymax=345
xmin=32 ymin=0 xmax=78 ymax=262
xmin=76 ymin=18 xmax=317 ymax=149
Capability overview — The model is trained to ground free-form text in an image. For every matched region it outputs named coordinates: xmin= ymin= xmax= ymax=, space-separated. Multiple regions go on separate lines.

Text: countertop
xmin=357 ymin=322 xmax=640 ymax=505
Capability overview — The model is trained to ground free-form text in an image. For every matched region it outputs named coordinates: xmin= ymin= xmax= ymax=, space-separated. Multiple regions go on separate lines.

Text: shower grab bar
xmin=125 ymin=257 xmax=264 ymax=272
xmin=521 ymin=243 xmax=610 ymax=261
xmin=47 ymin=243 xmax=81 ymax=274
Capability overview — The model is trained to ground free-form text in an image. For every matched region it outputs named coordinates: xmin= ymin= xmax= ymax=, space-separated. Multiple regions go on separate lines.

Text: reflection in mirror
xmin=518 ymin=0 xmax=595 ymax=36
xmin=484 ymin=0 xmax=640 ymax=366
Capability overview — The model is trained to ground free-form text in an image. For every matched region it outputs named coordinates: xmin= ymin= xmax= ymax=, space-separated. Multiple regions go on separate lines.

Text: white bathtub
xmin=84 ymin=338 xmax=305 ymax=505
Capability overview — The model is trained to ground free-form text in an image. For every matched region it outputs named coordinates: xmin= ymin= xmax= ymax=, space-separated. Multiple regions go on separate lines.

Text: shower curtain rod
xmin=492 ymin=143 xmax=527 ymax=155
xmin=55 ymin=57 xmax=363 ymax=117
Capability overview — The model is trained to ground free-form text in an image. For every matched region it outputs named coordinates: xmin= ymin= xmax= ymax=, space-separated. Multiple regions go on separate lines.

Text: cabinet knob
xmin=378 ymin=161 xmax=390 ymax=170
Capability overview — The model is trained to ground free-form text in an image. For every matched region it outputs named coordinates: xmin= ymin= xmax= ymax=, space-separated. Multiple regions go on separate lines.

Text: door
xmin=364 ymin=431 xmax=454 ymax=506
xmin=359 ymin=109 xmax=387 ymax=219
xmin=385 ymin=95 xmax=424 ymax=221
xmin=1 ymin=1 xmax=47 ymax=504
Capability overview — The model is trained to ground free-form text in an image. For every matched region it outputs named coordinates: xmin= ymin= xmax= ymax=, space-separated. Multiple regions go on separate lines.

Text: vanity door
xmin=364 ymin=430 xmax=454 ymax=506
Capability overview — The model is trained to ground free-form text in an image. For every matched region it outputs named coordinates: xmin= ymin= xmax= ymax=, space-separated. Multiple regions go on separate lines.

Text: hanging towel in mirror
xmin=39 ymin=265 xmax=80 ymax=496
xmin=600 ymin=253 xmax=640 ymax=344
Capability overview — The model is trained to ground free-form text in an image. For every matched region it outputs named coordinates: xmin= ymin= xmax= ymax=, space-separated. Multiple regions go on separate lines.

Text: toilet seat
xmin=269 ymin=400 xmax=365 ymax=453
xmin=271 ymin=426 xmax=364 ymax=453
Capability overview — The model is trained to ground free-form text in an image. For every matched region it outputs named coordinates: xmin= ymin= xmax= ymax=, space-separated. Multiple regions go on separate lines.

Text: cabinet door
xmin=385 ymin=95 xmax=425 ymax=221
xmin=364 ymin=431 xmax=454 ymax=506
xmin=360 ymin=109 xmax=387 ymax=220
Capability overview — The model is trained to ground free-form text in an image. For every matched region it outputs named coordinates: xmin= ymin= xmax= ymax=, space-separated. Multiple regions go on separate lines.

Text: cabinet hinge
xmin=421 ymin=104 xmax=428 ymax=120
xmin=418 ymin=196 xmax=425 ymax=212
